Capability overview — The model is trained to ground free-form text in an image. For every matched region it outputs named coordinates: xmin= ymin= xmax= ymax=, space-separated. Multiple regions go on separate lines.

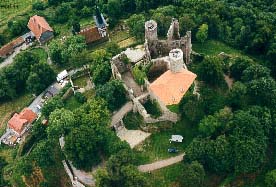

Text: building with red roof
xmin=27 ymin=15 xmax=54 ymax=44
xmin=8 ymin=108 xmax=37 ymax=136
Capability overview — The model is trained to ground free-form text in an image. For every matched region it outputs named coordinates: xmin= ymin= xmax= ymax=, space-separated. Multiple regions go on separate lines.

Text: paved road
xmin=111 ymin=102 xmax=133 ymax=126
xmin=28 ymin=83 xmax=62 ymax=114
xmin=0 ymin=43 xmax=30 ymax=69
xmin=138 ymin=153 xmax=185 ymax=172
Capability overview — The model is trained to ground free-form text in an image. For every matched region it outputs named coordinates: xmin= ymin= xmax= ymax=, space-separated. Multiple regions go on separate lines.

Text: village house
xmin=27 ymin=15 xmax=54 ymax=44
xmin=78 ymin=7 xmax=108 ymax=44
xmin=8 ymin=108 xmax=37 ymax=137
xmin=0 ymin=36 xmax=25 ymax=58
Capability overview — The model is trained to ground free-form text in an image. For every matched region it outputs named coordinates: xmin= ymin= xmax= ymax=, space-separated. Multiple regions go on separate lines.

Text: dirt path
xmin=111 ymin=102 xmax=133 ymax=127
xmin=138 ymin=153 xmax=185 ymax=172
xmin=224 ymin=74 xmax=234 ymax=89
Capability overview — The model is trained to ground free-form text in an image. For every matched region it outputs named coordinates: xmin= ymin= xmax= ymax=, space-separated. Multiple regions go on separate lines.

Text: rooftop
xmin=27 ymin=15 xmax=53 ymax=40
xmin=78 ymin=27 xmax=102 ymax=44
xmin=8 ymin=108 xmax=37 ymax=134
xmin=149 ymin=68 xmax=197 ymax=105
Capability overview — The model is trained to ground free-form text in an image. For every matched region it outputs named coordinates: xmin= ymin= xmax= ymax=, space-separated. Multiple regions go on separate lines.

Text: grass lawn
xmin=134 ymin=118 xmax=197 ymax=165
xmin=64 ymin=95 xmax=82 ymax=111
xmin=193 ymin=40 xmax=243 ymax=56
xmin=145 ymin=163 xmax=183 ymax=187
xmin=30 ymin=48 xmax=48 ymax=63
xmin=0 ymin=0 xmax=33 ymax=31
xmin=73 ymin=76 xmax=88 ymax=88
xmin=0 ymin=93 xmax=34 ymax=134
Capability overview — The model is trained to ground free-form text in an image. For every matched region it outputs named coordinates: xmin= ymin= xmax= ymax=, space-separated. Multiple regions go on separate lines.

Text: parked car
xmin=168 ymin=148 xmax=178 ymax=153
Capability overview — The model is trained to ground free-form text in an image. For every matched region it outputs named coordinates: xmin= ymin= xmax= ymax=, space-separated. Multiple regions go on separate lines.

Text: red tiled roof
xmin=8 ymin=108 xmax=37 ymax=134
xmin=78 ymin=27 xmax=102 ymax=44
xmin=149 ymin=68 xmax=197 ymax=105
xmin=27 ymin=15 xmax=53 ymax=40
xmin=0 ymin=37 xmax=24 ymax=57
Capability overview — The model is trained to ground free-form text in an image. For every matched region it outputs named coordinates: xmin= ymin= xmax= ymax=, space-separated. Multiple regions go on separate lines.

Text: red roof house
xmin=8 ymin=108 xmax=37 ymax=135
xmin=27 ymin=15 xmax=54 ymax=44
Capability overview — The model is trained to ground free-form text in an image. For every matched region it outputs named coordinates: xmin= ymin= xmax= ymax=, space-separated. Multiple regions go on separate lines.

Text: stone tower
xmin=167 ymin=18 xmax=180 ymax=41
xmin=169 ymin=49 xmax=183 ymax=73
xmin=145 ymin=20 xmax=158 ymax=42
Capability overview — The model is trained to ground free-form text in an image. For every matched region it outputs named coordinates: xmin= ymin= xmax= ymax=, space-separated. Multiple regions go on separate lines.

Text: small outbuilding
xmin=169 ymin=135 xmax=183 ymax=143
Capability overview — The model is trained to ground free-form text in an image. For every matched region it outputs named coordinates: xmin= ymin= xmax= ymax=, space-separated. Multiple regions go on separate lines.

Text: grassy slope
xmin=0 ymin=0 xmax=33 ymax=32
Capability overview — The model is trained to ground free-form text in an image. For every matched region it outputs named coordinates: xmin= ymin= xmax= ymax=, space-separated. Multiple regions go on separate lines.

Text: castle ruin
xmin=144 ymin=19 xmax=192 ymax=64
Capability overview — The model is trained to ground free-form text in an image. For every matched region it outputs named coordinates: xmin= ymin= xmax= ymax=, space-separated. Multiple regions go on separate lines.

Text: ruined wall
xmin=144 ymin=18 xmax=192 ymax=64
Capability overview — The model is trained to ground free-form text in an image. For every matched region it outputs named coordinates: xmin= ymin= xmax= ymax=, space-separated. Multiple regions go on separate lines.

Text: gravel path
xmin=138 ymin=153 xmax=185 ymax=172
xmin=111 ymin=102 xmax=133 ymax=126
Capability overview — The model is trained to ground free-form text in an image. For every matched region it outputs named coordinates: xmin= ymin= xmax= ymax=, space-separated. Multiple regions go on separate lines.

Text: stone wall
xmin=144 ymin=18 xmax=192 ymax=64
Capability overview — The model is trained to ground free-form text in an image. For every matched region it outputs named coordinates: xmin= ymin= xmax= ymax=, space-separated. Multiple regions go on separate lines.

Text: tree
xmin=27 ymin=62 xmax=56 ymax=95
xmin=55 ymin=3 xmax=72 ymax=23
xmin=31 ymin=140 xmax=55 ymax=168
xmin=198 ymin=115 xmax=221 ymax=137
xmin=49 ymin=40 xmax=63 ymax=65
xmin=107 ymin=0 xmax=122 ymax=27
xmin=96 ymin=80 xmax=127 ymax=111
xmin=247 ymin=77 xmax=276 ymax=107
xmin=179 ymin=14 xmax=196 ymax=35
xmin=41 ymin=97 xmax=64 ymax=117
xmin=132 ymin=65 xmax=146 ymax=85
xmin=71 ymin=20 xmax=81 ymax=34
xmin=74 ymin=98 xmax=110 ymax=128
xmin=227 ymin=81 xmax=248 ymax=110
xmin=8 ymin=18 xmax=27 ymax=37
xmin=47 ymin=108 xmax=76 ymax=139
xmin=74 ymin=92 xmax=87 ymax=103
xmin=241 ymin=64 xmax=270 ymax=82
xmin=64 ymin=125 xmax=102 ymax=169
xmin=96 ymin=149 xmax=148 ymax=187
xmin=230 ymin=57 xmax=253 ymax=80
xmin=230 ymin=111 xmax=267 ymax=174
xmin=196 ymin=24 xmax=208 ymax=43
xmin=32 ymin=1 xmax=46 ymax=10
xmin=197 ymin=56 xmax=225 ymax=86
xmin=265 ymin=169 xmax=276 ymax=187
xmin=127 ymin=14 xmax=146 ymax=40
xmin=180 ymin=161 xmax=205 ymax=187
xmin=92 ymin=61 xmax=111 ymax=86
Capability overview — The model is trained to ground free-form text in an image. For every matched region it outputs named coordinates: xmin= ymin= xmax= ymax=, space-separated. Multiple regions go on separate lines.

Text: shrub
xmin=132 ymin=66 xmax=146 ymax=85
xmin=74 ymin=92 xmax=87 ymax=104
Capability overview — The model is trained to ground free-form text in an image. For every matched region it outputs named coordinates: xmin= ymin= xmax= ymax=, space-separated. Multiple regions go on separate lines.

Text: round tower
xmin=145 ymin=20 xmax=158 ymax=41
xmin=169 ymin=49 xmax=184 ymax=73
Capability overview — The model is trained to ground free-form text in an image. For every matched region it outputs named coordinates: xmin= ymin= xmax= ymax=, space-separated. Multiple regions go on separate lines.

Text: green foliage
xmin=74 ymin=92 xmax=87 ymax=104
xmin=127 ymin=14 xmax=146 ymax=40
xmin=180 ymin=161 xmax=205 ymax=187
xmin=96 ymin=149 xmax=148 ymax=187
xmin=32 ymin=1 xmax=47 ymax=10
xmin=265 ymin=169 xmax=276 ymax=187
xmin=230 ymin=57 xmax=253 ymax=80
xmin=227 ymin=81 xmax=248 ymax=110
xmin=132 ymin=65 xmax=146 ymax=85
xmin=90 ymin=49 xmax=112 ymax=86
xmin=49 ymin=35 xmax=86 ymax=66
xmin=241 ymin=64 xmax=271 ymax=82
xmin=96 ymin=80 xmax=127 ymax=111
xmin=26 ymin=62 xmax=56 ymax=95
xmin=55 ymin=2 xmax=72 ymax=23
xmin=0 ymin=157 xmax=7 ymax=186
xmin=106 ymin=42 xmax=121 ymax=56
xmin=123 ymin=112 xmax=143 ymax=130
xmin=47 ymin=108 xmax=76 ymax=139
xmin=64 ymin=125 xmax=102 ymax=169
xmin=196 ymin=24 xmax=209 ymax=43
xmin=143 ymin=99 xmax=162 ymax=118
xmin=41 ymin=97 xmax=64 ymax=118
xmin=197 ymin=56 xmax=225 ymax=86
xmin=30 ymin=140 xmax=55 ymax=168
xmin=7 ymin=18 xmax=28 ymax=37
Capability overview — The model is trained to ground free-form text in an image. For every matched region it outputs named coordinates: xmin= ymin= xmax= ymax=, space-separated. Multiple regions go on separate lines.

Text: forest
xmin=0 ymin=0 xmax=276 ymax=186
